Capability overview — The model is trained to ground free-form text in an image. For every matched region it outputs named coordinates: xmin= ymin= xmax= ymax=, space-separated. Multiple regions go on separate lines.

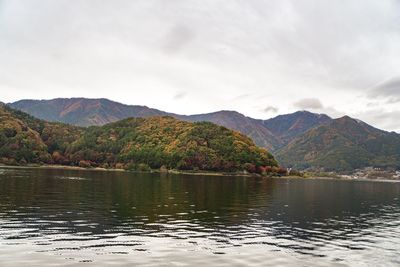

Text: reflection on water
xmin=0 ymin=167 xmax=399 ymax=266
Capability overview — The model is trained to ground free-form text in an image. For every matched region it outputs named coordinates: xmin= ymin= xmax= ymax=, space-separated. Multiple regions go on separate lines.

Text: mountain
xmin=181 ymin=111 xmax=281 ymax=150
xmin=7 ymin=98 xmax=400 ymax=171
xmin=262 ymin=111 xmax=332 ymax=146
xmin=0 ymin=105 xmax=277 ymax=172
xmin=9 ymin=98 xmax=329 ymax=151
xmin=9 ymin=98 xmax=170 ymax=127
xmin=276 ymin=116 xmax=400 ymax=171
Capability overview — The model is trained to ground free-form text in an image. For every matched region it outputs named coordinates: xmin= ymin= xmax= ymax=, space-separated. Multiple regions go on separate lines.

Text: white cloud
xmin=294 ymin=98 xmax=324 ymax=110
xmin=0 ymin=0 xmax=399 ymax=132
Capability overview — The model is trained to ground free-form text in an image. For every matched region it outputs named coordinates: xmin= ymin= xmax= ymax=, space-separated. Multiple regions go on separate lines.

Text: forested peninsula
xmin=0 ymin=105 xmax=281 ymax=174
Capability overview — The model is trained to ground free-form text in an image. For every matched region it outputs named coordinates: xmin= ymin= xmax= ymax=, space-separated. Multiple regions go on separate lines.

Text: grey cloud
xmin=1 ymin=0 xmax=400 ymax=132
xmin=367 ymin=102 xmax=378 ymax=107
xmin=231 ymin=94 xmax=250 ymax=101
xmin=387 ymin=97 xmax=400 ymax=104
xmin=174 ymin=92 xmax=187 ymax=100
xmin=372 ymin=78 xmax=400 ymax=98
xmin=294 ymin=98 xmax=324 ymax=110
xmin=354 ymin=109 xmax=400 ymax=133
xmin=369 ymin=78 xmax=400 ymax=105
xmin=378 ymin=78 xmax=400 ymax=95
xmin=263 ymin=106 xmax=279 ymax=113
xmin=162 ymin=24 xmax=195 ymax=54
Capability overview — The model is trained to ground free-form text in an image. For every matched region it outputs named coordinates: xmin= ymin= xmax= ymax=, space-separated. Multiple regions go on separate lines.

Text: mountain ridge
xmin=276 ymin=116 xmax=400 ymax=171
xmin=8 ymin=97 xmax=400 ymax=171
xmin=10 ymin=98 xmax=170 ymax=127
xmin=178 ymin=110 xmax=282 ymax=150
xmin=8 ymin=98 xmax=330 ymax=151
xmin=262 ymin=110 xmax=332 ymax=147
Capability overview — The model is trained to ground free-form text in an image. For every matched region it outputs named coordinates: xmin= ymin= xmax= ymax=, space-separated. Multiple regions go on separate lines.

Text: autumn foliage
xmin=0 ymin=106 xmax=280 ymax=173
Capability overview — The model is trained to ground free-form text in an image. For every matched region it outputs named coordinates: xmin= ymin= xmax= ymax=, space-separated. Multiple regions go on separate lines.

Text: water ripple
xmin=0 ymin=168 xmax=399 ymax=266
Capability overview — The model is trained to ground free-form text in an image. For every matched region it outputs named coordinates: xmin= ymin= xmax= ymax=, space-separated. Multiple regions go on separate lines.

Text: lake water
xmin=0 ymin=167 xmax=399 ymax=266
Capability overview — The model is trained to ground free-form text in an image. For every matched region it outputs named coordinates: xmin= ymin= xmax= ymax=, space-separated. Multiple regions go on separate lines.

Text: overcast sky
xmin=1 ymin=0 xmax=399 ymax=132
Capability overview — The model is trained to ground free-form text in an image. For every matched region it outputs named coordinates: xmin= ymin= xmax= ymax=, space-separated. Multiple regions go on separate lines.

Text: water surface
xmin=0 ymin=167 xmax=399 ymax=266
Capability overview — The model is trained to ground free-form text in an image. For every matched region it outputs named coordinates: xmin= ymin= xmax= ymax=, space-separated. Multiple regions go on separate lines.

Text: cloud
xmin=173 ymin=92 xmax=187 ymax=100
xmin=231 ymin=94 xmax=250 ymax=101
xmin=293 ymin=98 xmax=324 ymax=110
xmin=371 ymin=78 xmax=400 ymax=98
xmin=162 ymin=24 xmax=196 ymax=54
xmin=368 ymin=78 xmax=400 ymax=105
xmin=353 ymin=109 xmax=400 ymax=133
xmin=263 ymin=106 xmax=279 ymax=113
xmin=387 ymin=97 xmax=400 ymax=104
xmin=0 ymin=0 xmax=400 ymax=132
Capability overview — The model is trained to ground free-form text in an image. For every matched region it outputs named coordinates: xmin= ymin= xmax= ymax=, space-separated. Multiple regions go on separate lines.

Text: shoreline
xmin=1 ymin=164 xmax=399 ymax=182
xmin=0 ymin=164 xmax=266 ymax=178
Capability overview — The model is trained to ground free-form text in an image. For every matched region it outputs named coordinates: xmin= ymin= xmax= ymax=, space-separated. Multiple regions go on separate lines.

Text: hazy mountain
xmin=9 ymin=98 xmax=170 ymax=127
xmin=263 ymin=111 xmax=332 ymax=145
xmin=276 ymin=116 xmax=400 ymax=171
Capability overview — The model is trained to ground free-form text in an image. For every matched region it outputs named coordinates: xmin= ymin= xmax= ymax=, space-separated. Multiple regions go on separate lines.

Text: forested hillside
xmin=0 ymin=105 xmax=278 ymax=173
xmin=277 ymin=116 xmax=400 ymax=171
xmin=0 ymin=105 xmax=82 ymax=165
xmin=9 ymin=98 xmax=400 ymax=172
xmin=9 ymin=98 xmax=330 ymax=151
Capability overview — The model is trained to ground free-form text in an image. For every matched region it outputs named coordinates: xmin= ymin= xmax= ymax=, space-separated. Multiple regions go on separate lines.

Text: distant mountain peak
xmin=262 ymin=110 xmax=332 ymax=147
xmin=332 ymin=115 xmax=385 ymax=135
xmin=336 ymin=115 xmax=353 ymax=121
xmin=297 ymin=110 xmax=313 ymax=114
xmin=9 ymin=98 xmax=170 ymax=127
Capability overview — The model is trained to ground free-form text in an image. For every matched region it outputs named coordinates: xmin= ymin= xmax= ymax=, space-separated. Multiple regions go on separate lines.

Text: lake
xmin=0 ymin=167 xmax=399 ymax=266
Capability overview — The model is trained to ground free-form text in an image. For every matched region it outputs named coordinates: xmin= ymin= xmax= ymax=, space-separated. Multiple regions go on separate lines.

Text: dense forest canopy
xmin=0 ymin=105 xmax=278 ymax=173
xmin=277 ymin=116 xmax=400 ymax=171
